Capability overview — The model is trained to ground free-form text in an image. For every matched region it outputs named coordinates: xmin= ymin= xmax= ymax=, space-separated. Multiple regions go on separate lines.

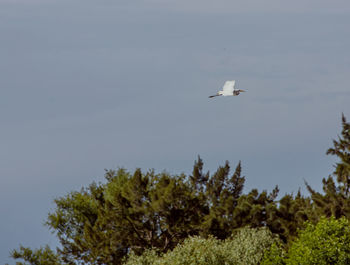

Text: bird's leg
xmin=209 ymin=93 xmax=221 ymax=98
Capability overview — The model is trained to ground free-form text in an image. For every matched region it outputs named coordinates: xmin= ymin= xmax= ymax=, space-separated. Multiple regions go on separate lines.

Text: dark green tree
xmin=45 ymin=166 xmax=209 ymax=264
xmin=327 ymin=113 xmax=350 ymax=195
xmin=271 ymin=191 xmax=317 ymax=243
xmin=202 ymin=161 xmax=246 ymax=239
xmin=202 ymin=160 xmax=283 ymax=240
xmin=306 ymin=114 xmax=350 ymax=219
xmin=13 ymin=158 xmax=267 ymax=264
xmin=9 ymin=245 xmax=63 ymax=265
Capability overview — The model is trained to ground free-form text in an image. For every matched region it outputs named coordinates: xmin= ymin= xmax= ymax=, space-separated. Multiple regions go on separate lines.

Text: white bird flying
xmin=209 ymin=80 xmax=246 ymax=98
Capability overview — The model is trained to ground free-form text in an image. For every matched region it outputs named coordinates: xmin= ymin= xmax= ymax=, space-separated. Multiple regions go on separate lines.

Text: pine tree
xmin=10 ymin=158 xmax=283 ymax=264
xmin=202 ymin=161 xmax=246 ymax=239
xmin=272 ymin=191 xmax=316 ymax=243
xmin=327 ymin=114 xmax=350 ymax=196
xmin=306 ymin=114 xmax=350 ymax=219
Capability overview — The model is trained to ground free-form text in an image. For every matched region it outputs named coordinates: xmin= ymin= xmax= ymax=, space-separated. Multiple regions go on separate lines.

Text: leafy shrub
xmin=124 ymin=249 xmax=160 ymax=265
xmin=124 ymin=227 xmax=281 ymax=265
xmin=224 ymin=226 xmax=281 ymax=265
xmin=261 ymin=242 xmax=286 ymax=265
xmin=286 ymin=216 xmax=350 ymax=265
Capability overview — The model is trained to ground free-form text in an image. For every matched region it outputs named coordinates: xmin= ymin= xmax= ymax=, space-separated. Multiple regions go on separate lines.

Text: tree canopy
xmin=9 ymin=114 xmax=350 ymax=265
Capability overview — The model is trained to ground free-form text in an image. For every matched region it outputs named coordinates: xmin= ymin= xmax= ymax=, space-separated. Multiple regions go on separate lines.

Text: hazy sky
xmin=1 ymin=0 xmax=350 ymax=263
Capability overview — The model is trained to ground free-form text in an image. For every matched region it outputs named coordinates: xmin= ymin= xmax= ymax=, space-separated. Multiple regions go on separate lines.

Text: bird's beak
xmin=240 ymin=89 xmax=246 ymax=92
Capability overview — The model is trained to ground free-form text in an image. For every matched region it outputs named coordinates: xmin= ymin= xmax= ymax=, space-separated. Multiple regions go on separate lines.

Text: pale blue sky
xmin=1 ymin=0 xmax=350 ymax=263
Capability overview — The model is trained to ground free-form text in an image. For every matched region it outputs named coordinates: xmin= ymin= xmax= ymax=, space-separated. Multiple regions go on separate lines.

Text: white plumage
xmin=209 ymin=80 xmax=246 ymax=98
xmin=222 ymin=80 xmax=236 ymax=95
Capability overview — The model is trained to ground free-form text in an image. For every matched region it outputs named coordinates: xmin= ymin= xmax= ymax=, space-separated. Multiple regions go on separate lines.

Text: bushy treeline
xmin=10 ymin=114 xmax=350 ymax=265
xmin=125 ymin=227 xmax=281 ymax=265
xmin=124 ymin=217 xmax=350 ymax=265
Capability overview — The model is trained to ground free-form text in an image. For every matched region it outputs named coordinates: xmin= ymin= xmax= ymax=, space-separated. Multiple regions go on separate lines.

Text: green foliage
xmin=10 ymin=157 xmax=307 ymax=265
xmin=10 ymin=114 xmax=350 ymax=265
xmin=223 ymin=226 xmax=282 ymax=265
xmin=124 ymin=227 xmax=281 ymax=265
xmin=286 ymin=216 xmax=350 ymax=265
xmin=261 ymin=243 xmax=286 ymax=265
xmin=306 ymin=114 xmax=350 ymax=219
xmin=9 ymin=245 xmax=63 ymax=265
xmin=39 ymin=158 xmax=260 ymax=264
xmin=149 ymin=236 xmax=223 ymax=265
xmin=123 ymin=249 xmax=159 ymax=265
xmin=270 ymin=191 xmax=318 ymax=243
xmin=327 ymin=114 xmax=350 ymax=196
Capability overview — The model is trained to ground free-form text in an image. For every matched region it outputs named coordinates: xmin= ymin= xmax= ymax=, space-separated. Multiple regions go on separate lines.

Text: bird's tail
xmin=209 ymin=95 xmax=219 ymax=98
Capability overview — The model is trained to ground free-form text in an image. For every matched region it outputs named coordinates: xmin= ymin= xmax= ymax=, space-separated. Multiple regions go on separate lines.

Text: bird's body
xmin=209 ymin=80 xmax=246 ymax=98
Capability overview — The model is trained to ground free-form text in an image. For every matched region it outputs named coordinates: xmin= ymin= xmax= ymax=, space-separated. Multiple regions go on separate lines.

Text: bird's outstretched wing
xmin=222 ymin=80 xmax=235 ymax=94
